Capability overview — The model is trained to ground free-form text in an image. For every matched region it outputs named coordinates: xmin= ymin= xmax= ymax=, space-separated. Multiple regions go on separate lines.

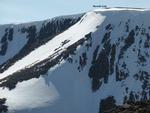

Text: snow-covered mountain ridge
xmin=0 ymin=8 xmax=150 ymax=113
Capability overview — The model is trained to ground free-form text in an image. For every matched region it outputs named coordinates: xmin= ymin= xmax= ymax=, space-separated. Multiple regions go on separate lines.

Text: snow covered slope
xmin=0 ymin=14 xmax=82 ymax=72
xmin=0 ymin=8 xmax=150 ymax=113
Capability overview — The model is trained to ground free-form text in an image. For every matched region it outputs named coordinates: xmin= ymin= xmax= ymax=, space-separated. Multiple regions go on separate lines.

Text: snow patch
xmin=0 ymin=77 xmax=59 ymax=111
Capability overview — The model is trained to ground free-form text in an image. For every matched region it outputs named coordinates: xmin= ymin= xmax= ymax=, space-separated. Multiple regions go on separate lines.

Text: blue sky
xmin=0 ymin=0 xmax=149 ymax=24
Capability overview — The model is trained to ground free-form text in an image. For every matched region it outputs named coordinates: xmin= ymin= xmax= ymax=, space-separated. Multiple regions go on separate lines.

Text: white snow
xmin=0 ymin=8 xmax=150 ymax=113
xmin=0 ymin=11 xmax=105 ymax=79
xmin=0 ymin=76 xmax=59 ymax=111
xmin=0 ymin=28 xmax=28 ymax=65
xmin=94 ymin=7 xmax=148 ymax=12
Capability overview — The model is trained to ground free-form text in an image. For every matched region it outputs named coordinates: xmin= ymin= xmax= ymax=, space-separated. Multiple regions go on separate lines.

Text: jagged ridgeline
xmin=0 ymin=8 xmax=150 ymax=113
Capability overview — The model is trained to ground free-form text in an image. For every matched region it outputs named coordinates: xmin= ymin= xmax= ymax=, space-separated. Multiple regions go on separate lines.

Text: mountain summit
xmin=0 ymin=8 xmax=150 ymax=113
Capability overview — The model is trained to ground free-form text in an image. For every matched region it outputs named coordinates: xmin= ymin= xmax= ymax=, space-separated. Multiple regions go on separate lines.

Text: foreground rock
xmin=104 ymin=101 xmax=150 ymax=113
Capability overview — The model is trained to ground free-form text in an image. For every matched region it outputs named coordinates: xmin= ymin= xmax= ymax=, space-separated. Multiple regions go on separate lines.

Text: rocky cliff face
xmin=0 ymin=8 xmax=150 ymax=113
xmin=0 ymin=14 xmax=82 ymax=72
